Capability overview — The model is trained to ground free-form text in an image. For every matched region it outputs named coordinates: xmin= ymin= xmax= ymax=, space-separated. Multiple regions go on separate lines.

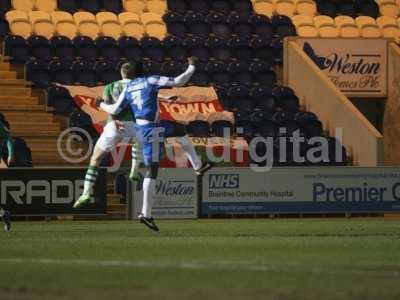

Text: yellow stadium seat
xmin=292 ymin=14 xmax=314 ymax=27
xmin=297 ymin=24 xmax=318 ymax=37
xmin=145 ymin=21 xmax=167 ymax=39
xmin=9 ymin=18 xmax=31 ymax=38
xmin=96 ymin=12 xmax=118 ymax=26
xmin=147 ymin=0 xmax=167 ymax=15
xmin=123 ymin=0 xmax=146 ymax=14
xmin=334 ymin=16 xmax=355 ymax=27
xmin=355 ymin=16 xmax=376 ymax=28
xmin=377 ymin=15 xmax=397 ymax=28
xmin=35 ymin=0 xmax=57 ymax=13
xmin=379 ymin=0 xmax=399 ymax=17
xmin=51 ymin=11 xmax=73 ymax=25
xmin=101 ymin=21 xmax=123 ymax=40
xmin=118 ymin=12 xmax=140 ymax=25
xmin=140 ymin=12 xmax=163 ymax=25
xmin=73 ymin=11 xmax=96 ymax=26
xmin=29 ymin=11 xmax=50 ymax=24
xmin=12 ymin=0 xmax=34 ymax=12
xmin=314 ymin=15 xmax=334 ymax=28
xmin=32 ymin=19 xmax=54 ymax=39
xmin=339 ymin=24 xmax=360 ymax=38
xmin=123 ymin=20 xmax=145 ymax=39
xmin=360 ymin=24 xmax=382 ymax=38
xmin=5 ymin=10 xmax=28 ymax=23
xmin=275 ymin=0 xmax=296 ymax=17
xmin=253 ymin=0 xmax=275 ymax=17
xmin=295 ymin=0 xmax=317 ymax=16
xmin=78 ymin=19 xmax=100 ymax=39
xmin=381 ymin=23 xmax=400 ymax=37
xmin=318 ymin=24 xmax=339 ymax=37
xmin=56 ymin=20 xmax=78 ymax=39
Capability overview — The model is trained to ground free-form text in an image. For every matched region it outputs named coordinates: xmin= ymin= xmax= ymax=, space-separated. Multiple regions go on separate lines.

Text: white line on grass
xmin=0 ymin=258 xmax=399 ymax=277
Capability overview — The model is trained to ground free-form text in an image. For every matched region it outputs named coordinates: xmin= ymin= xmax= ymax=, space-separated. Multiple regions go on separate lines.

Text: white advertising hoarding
xmin=295 ymin=38 xmax=388 ymax=97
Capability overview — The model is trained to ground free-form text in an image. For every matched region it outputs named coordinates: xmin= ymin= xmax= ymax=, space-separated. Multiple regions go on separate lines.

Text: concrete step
xmin=2 ymin=111 xmax=54 ymax=122
xmin=0 ymin=70 xmax=17 ymax=79
xmin=0 ymin=79 xmax=27 ymax=86
xmin=11 ymin=122 xmax=61 ymax=131
xmin=108 ymin=194 xmax=122 ymax=204
xmin=0 ymin=104 xmax=45 ymax=111
xmin=0 ymin=88 xmax=31 ymax=97
xmin=0 ymin=96 xmax=40 ymax=105
xmin=0 ymin=63 xmax=10 ymax=71
xmin=12 ymin=129 xmax=60 ymax=137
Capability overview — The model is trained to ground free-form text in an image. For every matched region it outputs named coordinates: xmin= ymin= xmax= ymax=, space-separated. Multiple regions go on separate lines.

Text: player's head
xmin=120 ymin=61 xmax=143 ymax=79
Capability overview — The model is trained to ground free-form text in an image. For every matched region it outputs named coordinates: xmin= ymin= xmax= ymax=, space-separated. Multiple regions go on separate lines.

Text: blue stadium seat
xmin=338 ymin=0 xmax=357 ymax=18
xmin=5 ymin=35 xmax=29 ymax=63
xmin=167 ymin=0 xmax=187 ymax=14
xmin=51 ymin=36 xmax=75 ymax=59
xmin=72 ymin=59 xmax=98 ymax=86
xmin=227 ymin=11 xmax=253 ymax=37
xmin=0 ymin=15 xmax=9 ymax=37
xmin=96 ymin=36 xmax=120 ymax=61
xmin=206 ymin=12 xmax=231 ymax=39
xmin=227 ymin=84 xmax=251 ymax=101
xmin=228 ymin=35 xmax=253 ymax=61
xmin=183 ymin=35 xmax=210 ymax=62
xmin=187 ymin=0 xmax=210 ymax=15
xmin=165 ymin=14 xmax=188 ymax=38
xmin=46 ymin=85 xmax=75 ymax=114
xmin=303 ymin=120 xmax=323 ymax=139
xmin=184 ymin=11 xmax=210 ymax=37
xmin=163 ymin=11 xmax=184 ymax=24
xmin=272 ymin=86 xmax=295 ymax=99
xmin=103 ymin=0 xmax=123 ymax=14
xmin=118 ymin=36 xmax=142 ymax=61
xmin=187 ymin=120 xmax=210 ymax=137
xmin=205 ymin=35 xmax=231 ymax=61
xmin=249 ymin=14 xmax=273 ymax=39
xmin=271 ymin=15 xmax=296 ymax=38
xmin=0 ymin=0 xmax=10 ymax=12
xmin=58 ymin=0 xmax=78 ymax=14
xmin=49 ymin=58 xmax=74 ymax=85
xmin=94 ymin=60 xmax=121 ymax=84
xmin=211 ymin=120 xmax=234 ymax=137
xmin=141 ymin=37 xmax=165 ymax=62
xmin=232 ymin=0 xmax=253 ymax=13
xmin=278 ymin=94 xmax=300 ymax=114
xmin=205 ymin=60 xmax=231 ymax=85
xmin=160 ymin=60 xmax=185 ymax=77
xmin=271 ymin=38 xmax=284 ymax=64
xmin=250 ymin=36 xmax=274 ymax=62
xmin=294 ymin=111 xmax=318 ymax=126
xmin=356 ymin=0 xmax=379 ymax=18
xmin=211 ymin=0 xmax=232 ymax=14
xmin=79 ymin=0 xmax=100 ymax=13
xmin=25 ymin=59 xmax=51 ymax=88
xmin=73 ymin=36 xmax=97 ymax=60
xmin=189 ymin=61 xmax=210 ymax=86
xmin=163 ymin=35 xmax=187 ymax=60
xmin=143 ymin=60 xmax=162 ymax=75
xmin=27 ymin=35 xmax=52 ymax=60
xmin=316 ymin=0 xmax=337 ymax=18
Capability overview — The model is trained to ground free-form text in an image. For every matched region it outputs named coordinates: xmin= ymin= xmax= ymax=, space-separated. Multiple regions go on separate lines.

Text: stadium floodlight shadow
xmin=25 ymin=58 xmax=51 ymax=88
xmin=27 ymin=35 xmax=52 ymax=60
xmin=73 ymin=36 xmax=98 ymax=60
xmin=163 ymin=35 xmax=187 ymax=60
xmin=94 ymin=60 xmax=121 ymax=84
xmin=96 ymin=36 xmax=120 ymax=61
xmin=49 ymin=58 xmax=74 ymax=85
xmin=5 ymin=35 xmax=29 ymax=63
xmin=118 ymin=36 xmax=142 ymax=61
xmin=72 ymin=59 xmax=98 ymax=87
xmin=50 ymin=36 xmax=75 ymax=59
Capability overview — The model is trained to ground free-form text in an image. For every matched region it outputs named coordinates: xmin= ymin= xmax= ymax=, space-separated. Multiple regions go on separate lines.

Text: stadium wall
xmin=384 ymin=42 xmax=400 ymax=165
xmin=283 ymin=40 xmax=383 ymax=166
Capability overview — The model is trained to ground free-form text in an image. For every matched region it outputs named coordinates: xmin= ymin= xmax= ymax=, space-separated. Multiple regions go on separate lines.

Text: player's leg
xmin=74 ymin=122 xmax=122 ymax=208
xmin=162 ymin=121 xmax=213 ymax=175
xmin=0 ymin=207 xmax=11 ymax=231
xmin=129 ymin=140 xmax=142 ymax=181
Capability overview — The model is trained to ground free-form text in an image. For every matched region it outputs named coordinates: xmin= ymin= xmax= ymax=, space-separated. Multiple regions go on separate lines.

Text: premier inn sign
xmin=296 ymin=38 xmax=388 ymax=97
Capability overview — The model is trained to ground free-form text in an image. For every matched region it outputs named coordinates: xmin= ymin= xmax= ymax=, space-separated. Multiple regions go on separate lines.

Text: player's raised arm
xmin=98 ymin=87 xmax=128 ymax=115
xmin=147 ymin=57 xmax=197 ymax=88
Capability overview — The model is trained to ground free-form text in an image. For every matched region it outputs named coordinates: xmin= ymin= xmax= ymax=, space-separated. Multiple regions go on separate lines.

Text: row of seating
xmin=294 ymin=14 xmax=400 ymax=37
xmin=2 ymin=9 xmax=167 ymax=39
xmin=5 ymin=34 xmax=284 ymax=63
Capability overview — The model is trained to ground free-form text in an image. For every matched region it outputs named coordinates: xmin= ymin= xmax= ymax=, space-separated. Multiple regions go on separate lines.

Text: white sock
xmin=177 ymin=135 xmax=202 ymax=170
xmin=141 ymin=178 xmax=156 ymax=218
xmin=83 ymin=166 xmax=98 ymax=195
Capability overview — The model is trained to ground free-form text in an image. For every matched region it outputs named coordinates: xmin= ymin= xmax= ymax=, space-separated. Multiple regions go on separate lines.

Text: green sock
xmin=83 ymin=165 xmax=98 ymax=195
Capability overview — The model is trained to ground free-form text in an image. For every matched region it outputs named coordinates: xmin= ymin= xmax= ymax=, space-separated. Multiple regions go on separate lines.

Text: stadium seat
xmin=141 ymin=36 xmax=165 ymax=61
xmin=123 ymin=0 xmax=146 ymax=14
xmin=94 ymin=60 xmax=121 ymax=84
xmin=57 ymin=0 xmax=78 ymax=14
xmin=187 ymin=0 xmax=210 ymax=14
xmin=233 ymin=0 xmax=253 ymax=13
xmin=184 ymin=11 xmax=210 ymax=37
xmin=211 ymin=0 xmax=232 ymax=13
xmin=51 ymin=11 xmax=73 ymax=25
xmin=275 ymin=0 xmax=296 ymax=17
xmin=29 ymin=11 xmax=50 ymax=23
xmin=145 ymin=21 xmax=167 ymax=39
xmin=147 ymin=0 xmax=167 ymax=15
xmin=250 ymin=36 xmax=274 ymax=62
xmin=212 ymin=120 xmax=234 ymax=137
xmin=78 ymin=20 xmax=100 ymax=39
xmin=72 ymin=59 xmax=98 ymax=86
xmin=228 ymin=11 xmax=253 ymax=37
xmin=338 ymin=0 xmax=357 ymax=18
xmin=357 ymin=0 xmax=379 ymax=18
xmin=377 ymin=15 xmax=400 ymax=37
xmin=11 ymin=0 xmax=33 ymax=12
xmin=73 ymin=12 xmax=96 ymax=26
xmin=184 ymin=35 xmax=210 ymax=62
xmin=271 ymin=15 xmax=296 ymax=38
xmin=73 ymin=36 xmax=97 ymax=59
xmin=316 ymin=0 xmax=337 ymax=18
xmin=32 ymin=19 xmax=54 ymax=39
xmin=27 ymin=35 xmax=51 ymax=59
xmin=35 ymin=0 xmax=57 ymax=13
xmin=296 ymin=0 xmax=317 ymax=16
xmin=206 ymin=12 xmax=231 ymax=39
xmin=118 ymin=12 xmax=140 ymax=25
xmin=0 ymin=0 xmax=11 ymax=12
xmin=335 ymin=16 xmax=360 ymax=37
xmin=143 ymin=60 xmax=162 ymax=75
xmin=167 ymin=0 xmax=187 ymax=13
xmin=253 ymin=0 xmax=275 ymax=17
xmin=96 ymin=36 xmax=120 ymax=61
xmin=293 ymin=15 xmax=319 ymax=37
xmin=50 ymin=35 xmax=75 ymax=59
xmin=101 ymin=20 xmax=123 ymax=40
xmin=206 ymin=60 xmax=231 ymax=85
xmin=161 ymin=60 xmax=185 ymax=76
xmin=5 ymin=34 xmax=29 ymax=62
xmin=164 ymin=35 xmax=187 ymax=60
xmin=123 ymin=19 xmax=145 ymax=39
xmin=96 ymin=12 xmax=118 ymax=26
xmin=9 ymin=18 xmax=31 ymax=38
xmin=141 ymin=12 xmax=163 ymax=25
xmin=25 ymin=58 xmax=51 ymax=87
xmin=80 ymin=0 xmax=100 ymax=14
xmin=49 ymin=58 xmax=74 ymax=85
xmin=205 ymin=35 xmax=231 ymax=61
xmin=118 ymin=36 xmax=142 ymax=61
xmin=0 ymin=16 xmax=9 ymax=36
xmin=228 ymin=35 xmax=253 ymax=62
xmin=314 ymin=15 xmax=335 ymax=27
xmin=55 ymin=20 xmax=77 ymax=39
xmin=187 ymin=120 xmax=210 ymax=137
xmin=103 ymin=0 xmax=123 ymax=14
xmin=6 ymin=10 xmax=27 ymax=23
xmin=249 ymin=14 xmax=273 ymax=38
xmin=355 ymin=15 xmax=376 ymax=27
xmin=379 ymin=0 xmax=399 ymax=17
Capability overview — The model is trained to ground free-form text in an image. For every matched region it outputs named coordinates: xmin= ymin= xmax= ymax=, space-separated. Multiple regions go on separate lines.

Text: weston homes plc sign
xmin=296 ymin=38 xmax=388 ymax=97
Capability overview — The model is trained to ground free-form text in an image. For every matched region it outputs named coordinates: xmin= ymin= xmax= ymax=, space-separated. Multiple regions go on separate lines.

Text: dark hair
xmin=121 ymin=61 xmax=143 ymax=79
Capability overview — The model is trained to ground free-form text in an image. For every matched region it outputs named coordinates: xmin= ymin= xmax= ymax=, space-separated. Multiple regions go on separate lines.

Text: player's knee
xmin=145 ymin=164 xmax=159 ymax=179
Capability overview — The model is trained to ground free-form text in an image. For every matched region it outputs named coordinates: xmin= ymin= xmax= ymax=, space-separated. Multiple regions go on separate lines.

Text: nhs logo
xmin=209 ymin=174 xmax=240 ymax=189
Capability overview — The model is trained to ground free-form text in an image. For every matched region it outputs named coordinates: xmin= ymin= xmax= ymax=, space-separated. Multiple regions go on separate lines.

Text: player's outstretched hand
xmin=188 ymin=56 xmax=198 ymax=66
xmin=95 ymin=97 xmax=104 ymax=108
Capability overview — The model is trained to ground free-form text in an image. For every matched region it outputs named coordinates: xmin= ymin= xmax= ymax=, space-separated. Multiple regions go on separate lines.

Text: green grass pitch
xmin=0 ymin=219 xmax=399 ymax=300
